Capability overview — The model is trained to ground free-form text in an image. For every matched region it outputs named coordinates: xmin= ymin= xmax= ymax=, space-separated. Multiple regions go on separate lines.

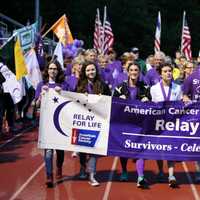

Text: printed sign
xmin=38 ymin=90 xmax=200 ymax=161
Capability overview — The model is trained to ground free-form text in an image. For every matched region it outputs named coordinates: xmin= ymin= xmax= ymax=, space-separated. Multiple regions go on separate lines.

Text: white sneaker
xmin=168 ymin=175 xmax=177 ymax=188
xmin=137 ymin=176 xmax=148 ymax=188
xmin=88 ymin=177 xmax=100 ymax=187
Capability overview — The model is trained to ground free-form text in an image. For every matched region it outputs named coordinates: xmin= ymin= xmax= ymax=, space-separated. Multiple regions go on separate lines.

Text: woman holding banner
xmin=76 ymin=61 xmax=111 ymax=187
xmin=113 ymin=62 xmax=150 ymax=188
xmin=35 ymin=58 xmax=68 ymax=187
xmin=150 ymin=61 xmax=182 ymax=188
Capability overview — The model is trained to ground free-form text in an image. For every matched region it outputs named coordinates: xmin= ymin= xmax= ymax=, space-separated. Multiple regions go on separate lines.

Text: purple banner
xmin=108 ymin=97 xmax=200 ymax=161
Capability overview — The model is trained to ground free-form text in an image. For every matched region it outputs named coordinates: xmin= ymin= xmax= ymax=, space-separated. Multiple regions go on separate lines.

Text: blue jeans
xmin=44 ymin=149 xmax=64 ymax=177
xmin=79 ymin=153 xmax=98 ymax=173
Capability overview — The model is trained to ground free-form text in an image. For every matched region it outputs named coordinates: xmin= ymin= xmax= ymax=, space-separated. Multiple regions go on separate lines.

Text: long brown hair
xmin=42 ymin=58 xmax=65 ymax=84
xmin=76 ymin=61 xmax=104 ymax=94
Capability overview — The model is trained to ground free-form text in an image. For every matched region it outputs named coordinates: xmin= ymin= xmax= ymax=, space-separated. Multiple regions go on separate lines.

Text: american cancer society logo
xmin=71 ymin=128 xmax=100 ymax=147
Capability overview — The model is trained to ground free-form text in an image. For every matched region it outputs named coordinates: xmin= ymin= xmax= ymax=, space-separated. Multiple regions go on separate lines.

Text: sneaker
xmin=168 ymin=175 xmax=177 ymax=188
xmin=195 ymin=172 xmax=200 ymax=183
xmin=56 ymin=168 xmax=62 ymax=179
xmin=156 ymin=171 xmax=165 ymax=183
xmin=88 ymin=177 xmax=100 ymax=187
xmin=137 ymin=176 xmax=148 ymax=188
xmin=120 ymin=171 xmax=128 ymax=182
xmin=79 ymin=167 xmax=87 ymax=179
xmin=46 ymin=175 xmax=53 ymax=188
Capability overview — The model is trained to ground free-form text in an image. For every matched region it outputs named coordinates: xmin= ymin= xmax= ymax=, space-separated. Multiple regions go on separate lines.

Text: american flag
xmin=93 ymin=8 xmax=104 ymax=54
xmin=102 ymin=6 xmax=114 ymax=54
xmin=154 ymin=11 xmax=161 ymax=52
xmin=93 ymin=6 xmax=114 ymax=55
xmin=181 ymin=11 xmax=192 ymax=60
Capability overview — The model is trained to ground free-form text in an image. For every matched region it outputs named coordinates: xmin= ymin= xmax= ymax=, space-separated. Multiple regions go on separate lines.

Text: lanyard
xmin=160 ymin=81 xmax=172 ymax=101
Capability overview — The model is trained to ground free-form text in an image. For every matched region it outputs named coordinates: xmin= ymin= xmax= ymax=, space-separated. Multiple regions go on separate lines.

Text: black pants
xmin=17 ymin=87 xmax=35 ymax=120
xmin=56 ymin=150 xmax=64 ymax=168
xmin=79 ymin=153 xmax=87 ymax=169
xmin=0 ymin=96 xmax=3 ymax=132
xmin=2 ymin=93 xmax=15 ymax=128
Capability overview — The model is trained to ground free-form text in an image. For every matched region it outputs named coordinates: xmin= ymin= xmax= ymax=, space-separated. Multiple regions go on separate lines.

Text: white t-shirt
xmin=146 ymin=63 xmax=153 ymax=71
xmin=150 ymin=81 xmax=182 ymax=102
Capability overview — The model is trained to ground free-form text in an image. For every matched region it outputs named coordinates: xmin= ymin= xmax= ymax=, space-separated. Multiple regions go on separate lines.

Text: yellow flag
xmin=14 ymin=37 xmax=27 ymax=80
xmin=52 ymin=14 xmax=74 ymax=45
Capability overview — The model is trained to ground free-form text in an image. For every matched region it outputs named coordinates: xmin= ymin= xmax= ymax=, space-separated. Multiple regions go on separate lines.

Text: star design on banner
xmin=53 ymin=96 xmax=59 ymax=103
xmin=76 ymin=99 xmax=92 ymax=112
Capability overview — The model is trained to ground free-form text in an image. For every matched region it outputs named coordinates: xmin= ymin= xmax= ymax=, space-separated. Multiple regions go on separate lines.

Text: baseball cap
xmin=131 ymin=47 xmax=139 ymax=53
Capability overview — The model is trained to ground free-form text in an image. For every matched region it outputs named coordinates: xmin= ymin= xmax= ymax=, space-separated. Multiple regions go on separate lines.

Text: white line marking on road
xmin=9 ymin=162 xmax=45 ymax=200
xmin=102 ymin=157 xmax=118 ymax=200
xmin=182 ymin=162 xmax=200 ymax=200
xmin=0 ymin=133 xmax=23 ymax=149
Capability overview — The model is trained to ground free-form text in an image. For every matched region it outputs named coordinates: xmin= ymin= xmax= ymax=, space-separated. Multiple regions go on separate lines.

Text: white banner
xmin=38 ymin=89 xmax=112 ymax=155
xmin=0 ymin=63 xmax=24 ymax=104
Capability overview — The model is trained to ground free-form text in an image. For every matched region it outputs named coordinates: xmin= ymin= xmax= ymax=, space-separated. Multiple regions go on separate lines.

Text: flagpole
xmin=154 ymin=11 xmax=161 ymax=53
xmin=181 ymin=11 xmax=186 ymax=54
xmin=42 ymin=14 xmax=65 ymax=38
xmin=0 ymin=32 xmax=17 ymax=49
xmin=102 ymin=6 xmax=107 ymax=54
xmin=159 ymin=11 xmax=161 ymax=43
xmin=97 ymin=8 xmax=101 ymax=53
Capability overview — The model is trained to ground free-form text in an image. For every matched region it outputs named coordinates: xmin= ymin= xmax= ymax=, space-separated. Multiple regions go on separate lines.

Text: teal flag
xmin=13 ymin=22 xmax=37 ymax=53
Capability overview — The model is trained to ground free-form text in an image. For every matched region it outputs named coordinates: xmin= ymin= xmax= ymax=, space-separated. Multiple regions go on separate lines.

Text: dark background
xmin=1 ymin=0 xmax=200 ymax=58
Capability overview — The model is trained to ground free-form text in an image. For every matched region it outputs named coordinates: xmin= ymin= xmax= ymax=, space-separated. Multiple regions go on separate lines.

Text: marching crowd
xmin=1 ymin=46 xmax=200 ymax=188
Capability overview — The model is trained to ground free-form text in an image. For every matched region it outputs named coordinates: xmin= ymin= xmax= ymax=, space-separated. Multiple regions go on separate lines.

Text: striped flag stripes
xmin=102 ymin=6 xmax=114 ymax=54
xmin=154 ymin=11 xmax=161 ymax=52
xmin=93 ymin=6 xmax=114 ymax=55
xmin=181 ymin=11 xmax=192 ymax=60
xmin=93 ymin=8 xmax=103 ymax=54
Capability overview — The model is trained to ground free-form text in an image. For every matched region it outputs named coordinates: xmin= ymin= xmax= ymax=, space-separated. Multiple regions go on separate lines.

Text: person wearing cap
xmin=130 ymin=47 xmax=147 ymax=75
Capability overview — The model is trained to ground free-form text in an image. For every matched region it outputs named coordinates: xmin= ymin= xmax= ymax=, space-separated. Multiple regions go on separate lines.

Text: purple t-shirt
xmin=87 ymin=82 xmax=94 ymax=94
xmin=128 ymin=86 xmax=138 ymax=100
xmin=64 ymin=63 xmax=72 ymax=76
xmin=112 ymin=71 xmax=128 ymax=89
xmin=99 ymin=68 xmax=114 ymax=87
xmin=66 ymin=75 xmax=78 ymax=92
xmin=144 ymin=67 xmax=161 ymax=86
xmin=107 ymin=60 xmax=123 ymax=74
xmin=182 ymin=66 xmax=200 ymax=100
